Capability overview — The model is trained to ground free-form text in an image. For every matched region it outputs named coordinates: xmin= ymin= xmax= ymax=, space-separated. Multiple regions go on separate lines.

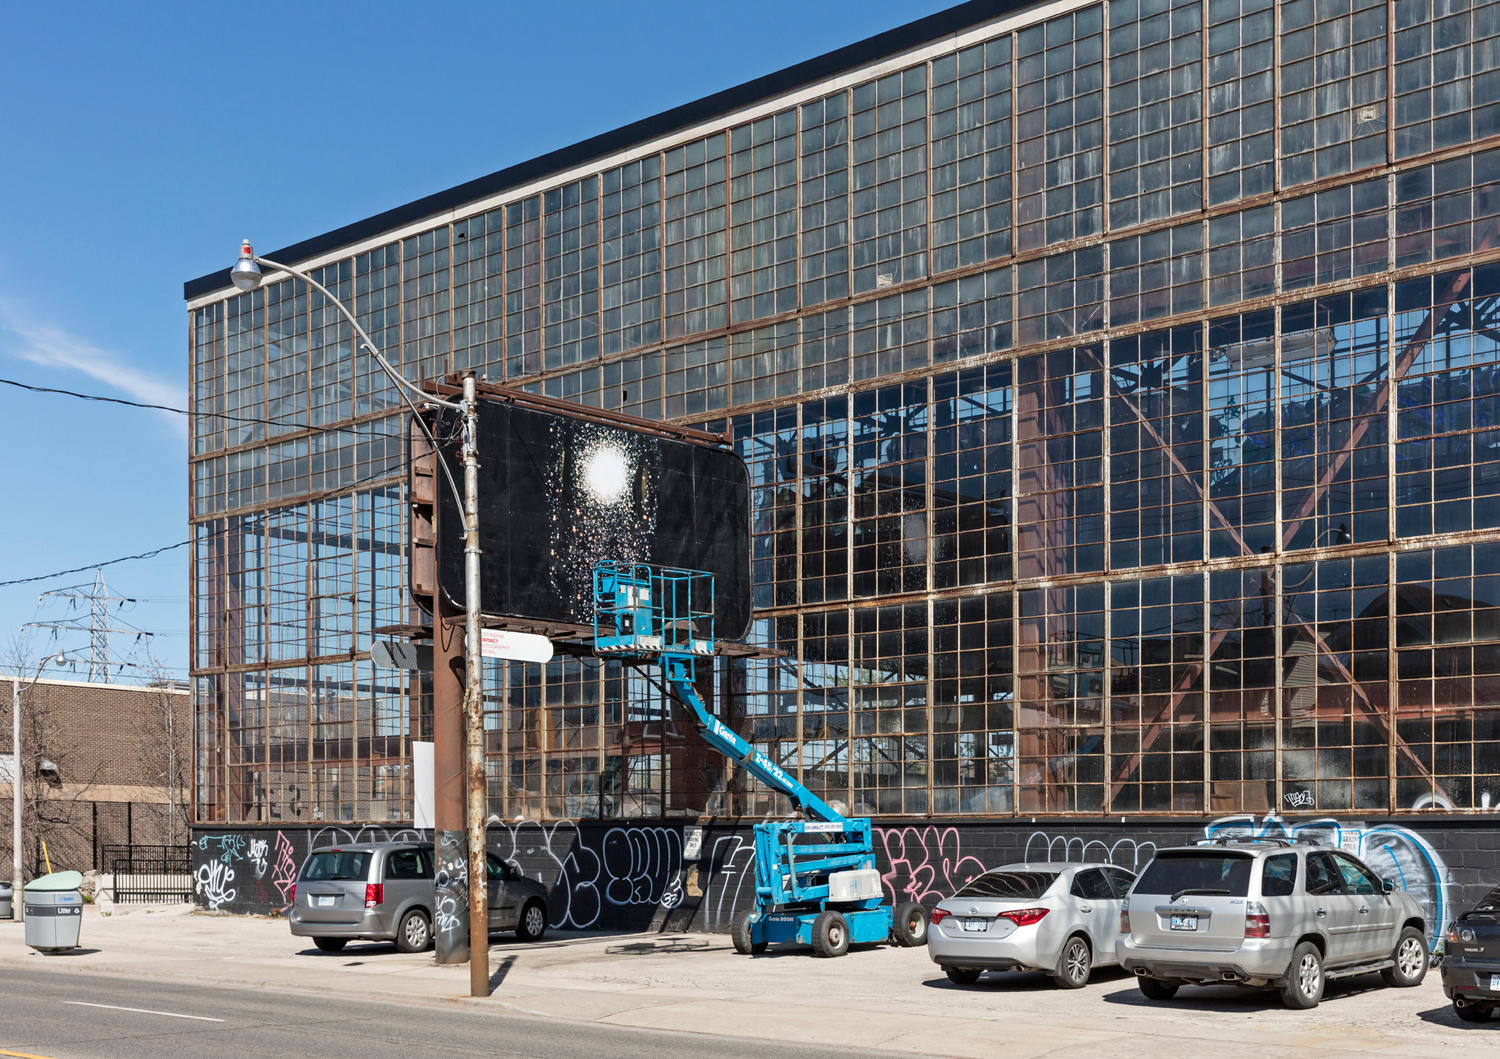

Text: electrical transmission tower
xmin=26 ymin=569 xmax=152 ymax=682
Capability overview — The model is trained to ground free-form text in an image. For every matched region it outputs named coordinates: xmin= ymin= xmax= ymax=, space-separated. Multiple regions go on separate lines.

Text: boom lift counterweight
xmin=594 ymin=561 xmax=929 ymax=957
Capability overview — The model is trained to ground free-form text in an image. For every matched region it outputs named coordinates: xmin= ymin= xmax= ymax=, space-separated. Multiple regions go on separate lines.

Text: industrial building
xmin=185 ymin=0 xmax=1500 ymax=856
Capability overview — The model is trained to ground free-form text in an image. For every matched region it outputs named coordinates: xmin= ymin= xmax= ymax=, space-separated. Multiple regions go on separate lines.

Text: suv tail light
xmin=1244 ymin=900 xmax=1269 ymax=938
xmin=365 ymin=883 xmax=383 ymax=908
xmin=1120 ymin=901 xmax=1130 ymax=934
xmin=288 ymin=885 xmax=296 ymax=908
xmin=998 ymin=907 xmax=1049 ymax=927
xmin=929 ymin=907 xmax=950 ymax=924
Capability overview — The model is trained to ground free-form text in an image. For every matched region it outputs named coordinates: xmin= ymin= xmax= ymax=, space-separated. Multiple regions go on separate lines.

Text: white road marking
xmin=63 ymin=1001 xmax=223 ymax=1022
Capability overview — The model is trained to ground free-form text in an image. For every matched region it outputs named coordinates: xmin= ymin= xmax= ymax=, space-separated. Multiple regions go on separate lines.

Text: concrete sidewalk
xmin=0 ymin=905 xmax=1490 ymax=1058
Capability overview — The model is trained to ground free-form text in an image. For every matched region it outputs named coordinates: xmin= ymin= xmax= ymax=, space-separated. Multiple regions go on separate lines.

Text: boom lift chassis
xmin=594 ymin=561 xmax=929 ymax=957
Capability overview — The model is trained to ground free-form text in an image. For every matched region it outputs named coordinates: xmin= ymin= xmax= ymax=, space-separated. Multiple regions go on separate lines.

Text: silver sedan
xmin=928 ymin=862 xmax=1136 ymax=988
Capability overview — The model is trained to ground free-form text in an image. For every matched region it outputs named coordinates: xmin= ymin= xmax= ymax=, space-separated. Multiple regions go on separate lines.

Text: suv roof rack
xmin=1197 ymin=836 xmax=1314 ymax=848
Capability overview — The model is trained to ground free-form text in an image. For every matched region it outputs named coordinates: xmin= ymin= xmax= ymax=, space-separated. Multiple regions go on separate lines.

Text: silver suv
xmin=288 ymin=842 xmax=550 ymax=953
xmin=1116 ymin=839 xmax=1429 ymax=1008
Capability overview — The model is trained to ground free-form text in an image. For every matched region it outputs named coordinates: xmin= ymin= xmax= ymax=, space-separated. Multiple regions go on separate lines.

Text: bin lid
xmin=26 ymin=871 xmax=83 ymax=892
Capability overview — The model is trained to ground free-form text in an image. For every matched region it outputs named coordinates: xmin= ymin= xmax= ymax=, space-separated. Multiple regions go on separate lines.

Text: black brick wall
xmin=192 ymin=814 xmax=1500 ymax=948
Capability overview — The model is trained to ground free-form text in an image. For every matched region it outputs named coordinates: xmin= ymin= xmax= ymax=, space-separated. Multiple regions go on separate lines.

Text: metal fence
xmin=104 ymin=845 xmax=193 ymax=904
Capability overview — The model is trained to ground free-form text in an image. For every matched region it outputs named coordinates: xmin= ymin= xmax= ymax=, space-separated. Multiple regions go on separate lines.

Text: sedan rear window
xmin=301 ymin=851 xmax=371 ymax=881
xmin=954 ymin=871 xmax=1058 ymax=899
xmin=1135 ymin=852 xmax=1252 ymax=898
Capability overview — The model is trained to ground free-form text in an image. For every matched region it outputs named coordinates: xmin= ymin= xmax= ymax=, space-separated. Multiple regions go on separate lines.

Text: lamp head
xmin=53 ymin=652 xmax=65 ymax=667
xmin=230 ymin=240 xmax=262 ymax=292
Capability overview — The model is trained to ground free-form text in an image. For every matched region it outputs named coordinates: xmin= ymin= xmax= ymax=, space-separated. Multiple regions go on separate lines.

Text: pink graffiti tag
xmin=269 ymin=830 xmax=298 ymax=906
xmin=875 ymin=826 xmax=987 ymax=905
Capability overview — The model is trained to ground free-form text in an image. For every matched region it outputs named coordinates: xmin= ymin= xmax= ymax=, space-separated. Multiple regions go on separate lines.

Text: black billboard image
xmin=425 ymin=399 xmax=752 ymax=642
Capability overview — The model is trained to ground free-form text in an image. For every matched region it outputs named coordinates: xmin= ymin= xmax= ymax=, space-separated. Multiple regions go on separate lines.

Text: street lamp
xmin=227 ymin=241 xmax=490 ymax=996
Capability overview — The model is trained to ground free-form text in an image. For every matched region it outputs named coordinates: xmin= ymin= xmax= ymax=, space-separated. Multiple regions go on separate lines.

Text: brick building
xmin=1 ymin=676 xmax=190 ymax=881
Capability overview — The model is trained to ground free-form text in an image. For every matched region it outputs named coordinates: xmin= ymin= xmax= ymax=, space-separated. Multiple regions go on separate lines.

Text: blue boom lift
xmin=594 ymin=561 xmax=929 ymax=957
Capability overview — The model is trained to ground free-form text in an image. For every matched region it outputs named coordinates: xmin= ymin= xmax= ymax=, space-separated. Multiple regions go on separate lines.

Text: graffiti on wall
xmin=1206 ymin=813 xmax=1450 ymax=948
xmin=875 ymin=826 xmax=987 ymax=906
xmin=269 ymin=831 xmax=297 ymax=906
xmin=192 ymin=824 xmax=430 ymax=915
xmin=490 ymin=820 xmax=690 ymax=929
xmin=1022 ymin=831 xmax=1160 ymax=871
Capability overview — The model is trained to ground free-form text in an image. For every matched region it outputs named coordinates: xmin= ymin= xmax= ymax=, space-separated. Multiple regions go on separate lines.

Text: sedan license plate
xmin=1169 ymin=915 xmax=1198 ymax=931
xmin=962 ymin=918 xmax=988 ymax=932
xmin=317 ymin=896 xmax=335 ymax=907
xmin=1490 ymin=974 xmax=1500 ymax=992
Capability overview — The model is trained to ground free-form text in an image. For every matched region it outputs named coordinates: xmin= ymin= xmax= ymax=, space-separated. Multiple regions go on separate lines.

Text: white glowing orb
xmin=582 ymin=446 xmax=630 ymax=502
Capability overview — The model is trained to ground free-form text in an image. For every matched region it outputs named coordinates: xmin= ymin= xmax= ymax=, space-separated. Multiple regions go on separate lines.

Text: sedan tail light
xmin=365 ymin=883 xmax=383 ymax=909
xmin=929 ymin=907 xmax=950 ymax=924
xmin=998 ymin=907 xmax=1049 ymax=927
xmin=1120 ymin=901 xmax=1130 ymax=934
xmin=1244 ymin=900 xmax=1270 ymax=938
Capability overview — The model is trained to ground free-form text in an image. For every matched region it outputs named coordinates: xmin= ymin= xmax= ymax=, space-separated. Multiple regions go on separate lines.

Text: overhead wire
xmin=0 ymin=458 xmax=408 ymax=589
xmin=0 ymin=375 xmax=407 ymax=439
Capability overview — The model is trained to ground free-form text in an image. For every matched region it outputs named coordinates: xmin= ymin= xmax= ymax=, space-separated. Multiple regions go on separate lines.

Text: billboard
xmin=422 ymin=398 xmax=752 ymax=642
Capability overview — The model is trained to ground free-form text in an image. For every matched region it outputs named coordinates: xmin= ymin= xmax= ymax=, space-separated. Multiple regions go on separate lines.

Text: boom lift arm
xmin=593 ymin=562 xmax=928 ymax=957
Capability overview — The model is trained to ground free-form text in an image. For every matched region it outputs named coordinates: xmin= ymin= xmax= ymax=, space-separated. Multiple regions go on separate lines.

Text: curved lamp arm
xmin=248 ymin=252 xmax=470 ymax=536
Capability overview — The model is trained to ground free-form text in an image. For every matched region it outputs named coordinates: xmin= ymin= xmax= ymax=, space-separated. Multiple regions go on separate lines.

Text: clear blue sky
xmin=0 ymin=0 xmax=950 ymax=682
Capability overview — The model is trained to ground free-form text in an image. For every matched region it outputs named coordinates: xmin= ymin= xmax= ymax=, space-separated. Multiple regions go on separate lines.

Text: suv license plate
xmin=963 ymin=918 xmax=987 ymax=932
xmin=1490 ymin=974 xmax=1500 ymax=992
xmin=1169 ymin=915 xmax=1198 ymax=931
xmin=318 ymin=896 xmax=335 ymax=907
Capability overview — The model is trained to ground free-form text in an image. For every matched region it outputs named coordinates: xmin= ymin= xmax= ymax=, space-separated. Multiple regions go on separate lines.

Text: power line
xmin=0 ymin=460 xmax=407 ymax=589
xmin=0 ymin=540 xmax=191 ymax=588
xmin=0 ymin=375 xmax=406 ymax=438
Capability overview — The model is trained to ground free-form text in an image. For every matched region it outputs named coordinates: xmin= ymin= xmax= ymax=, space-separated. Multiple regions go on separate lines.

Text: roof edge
xmin=185 ymin=0 xmax=1032 ymax=301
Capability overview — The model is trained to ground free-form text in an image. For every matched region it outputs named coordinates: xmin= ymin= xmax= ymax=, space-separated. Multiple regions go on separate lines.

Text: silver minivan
xmin=288 ymin=842 xmax=550 ymax=953
xmin=1116 ymin=838 xmax=1429 ymax=1008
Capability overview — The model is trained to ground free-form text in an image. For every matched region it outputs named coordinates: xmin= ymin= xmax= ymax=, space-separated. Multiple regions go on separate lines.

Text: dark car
xmin=1442 ymin=884 xmax=1500 ymax=1022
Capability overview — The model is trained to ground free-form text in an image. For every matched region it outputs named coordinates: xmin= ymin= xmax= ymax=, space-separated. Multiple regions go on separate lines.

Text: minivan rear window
xmin=301 ymin=851 xmax=371 ymax=881
xmin=1135 ymin=852 xmax=1252 ymax=898
xmin=954 ymin=871 xmax=1058 ymax=899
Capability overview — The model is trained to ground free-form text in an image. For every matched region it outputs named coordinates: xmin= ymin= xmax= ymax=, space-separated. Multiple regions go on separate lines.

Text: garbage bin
xmin=0 ymin=881 xmax=12 ymax=919
xmin=24 ymin=871 xmax=84 ymax=952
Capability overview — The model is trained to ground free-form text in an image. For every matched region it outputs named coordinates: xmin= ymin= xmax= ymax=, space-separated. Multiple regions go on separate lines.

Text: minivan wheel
xmin=1280 ymin=942 xmax=1324 ymax=1009
xmin=945 ymin=966 xmax=982 ymax=985
xmin=516 ymin=900 xmax=547 ymax=943
xmin=1053 ymin=935 xmax=1092 ymax=989
xmin=1137 ymin=976 xmax=1179 ymax=1001
xmin=313 ymin=937 xmax=347 ymax=953
xmin=892 ymin=902 xmax=929 ymax=947
xmin=395 ymin=909 xmax=431 ymax=953
xmin=1380 ymin=927 xmax=1428 ymax=987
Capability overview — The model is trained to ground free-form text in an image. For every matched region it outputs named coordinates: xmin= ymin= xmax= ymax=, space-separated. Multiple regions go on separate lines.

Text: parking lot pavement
xmin=1 ymin=907 xmax=1495 ymax=1059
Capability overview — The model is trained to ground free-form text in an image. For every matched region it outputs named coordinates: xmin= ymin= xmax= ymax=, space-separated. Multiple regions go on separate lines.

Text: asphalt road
xmin=0 ymin=967 xmax=940 ymax=1059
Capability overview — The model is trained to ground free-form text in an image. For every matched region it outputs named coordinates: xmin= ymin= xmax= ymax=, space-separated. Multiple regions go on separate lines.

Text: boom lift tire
xmin=732 ymin=909 xmax=767 ymax=955
xmin=892 ymin=901 xmax=929 ymax=946
xmin=812 ymin=910 xmax=850 ymax=957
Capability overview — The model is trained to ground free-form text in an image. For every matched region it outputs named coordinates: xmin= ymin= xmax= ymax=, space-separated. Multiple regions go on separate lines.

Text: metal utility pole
xmin=461 ymin=373 xmax=488 ymax=998
xmin=11 ymin=675 xmax=21 ymax=922
xmin=229 ymin=244 xmax=488 ymax=994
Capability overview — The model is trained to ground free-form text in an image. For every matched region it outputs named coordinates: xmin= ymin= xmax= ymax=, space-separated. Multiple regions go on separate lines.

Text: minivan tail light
xmin=288 ymin=885 xmax=296 ymax=908
xmin=998 ymin=907 xmax=1049 ymax=926
xmin=1120 ymin=901 xmax=1130 ymax=934
xmin=929 ymin=907 xmax=950 ymax=924
xmin=365 ymin=883 xmax=383 ymax=908
xmin=1244 ymin=900 xmax=1269 ymax=938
